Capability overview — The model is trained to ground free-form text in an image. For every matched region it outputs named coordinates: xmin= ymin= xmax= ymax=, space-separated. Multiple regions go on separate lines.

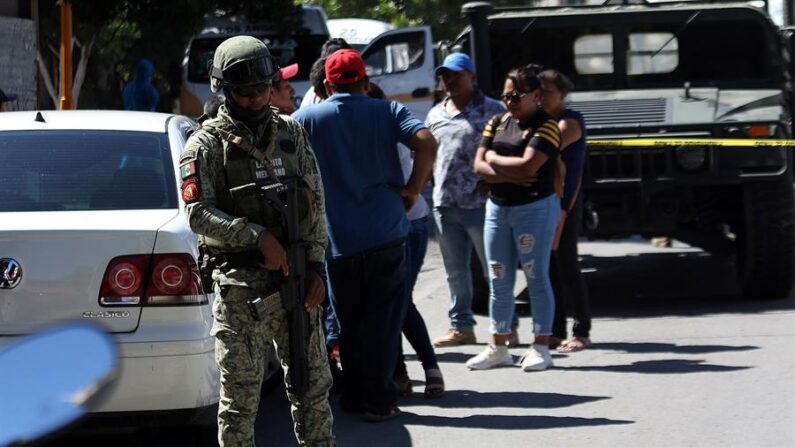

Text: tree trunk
xmin=72 ymin=37 xmax=95 ymax=107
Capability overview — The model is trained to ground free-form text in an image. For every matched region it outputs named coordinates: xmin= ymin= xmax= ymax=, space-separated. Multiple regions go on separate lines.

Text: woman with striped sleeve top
xmin=468 ymin=64 xmax=564 ymax=372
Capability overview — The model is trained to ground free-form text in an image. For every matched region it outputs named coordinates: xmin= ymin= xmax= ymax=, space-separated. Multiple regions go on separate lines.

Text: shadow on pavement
xmin=398 ymin=389 xmax=608 ymax=409
xmin=327 ymin=406 xmax=632 ymax=446
xmin=430 ymin=351 xmax=481 ymax=365
xmin=256 ymin=385 xmax=627 ymax=446
xmin=398 ymin=412 xmax=633 ymax=431
xmin=559 ymin=358 xmax=751 ymax=374
xmin=595 ymin=342 xmax=759 ymax=354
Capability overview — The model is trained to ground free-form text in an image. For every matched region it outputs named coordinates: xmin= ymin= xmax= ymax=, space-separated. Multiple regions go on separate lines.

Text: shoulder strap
xmin=201 ymin=117 xmax=280 ymax=181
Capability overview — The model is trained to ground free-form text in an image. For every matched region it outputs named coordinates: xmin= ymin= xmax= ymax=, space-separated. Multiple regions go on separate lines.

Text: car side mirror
xmin=0 ymin=322 xmax=118 ymax=447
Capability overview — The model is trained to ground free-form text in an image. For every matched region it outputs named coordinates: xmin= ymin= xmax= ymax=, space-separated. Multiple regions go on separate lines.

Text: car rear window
xmin=0 ymin=130 xmax=178 ymax=212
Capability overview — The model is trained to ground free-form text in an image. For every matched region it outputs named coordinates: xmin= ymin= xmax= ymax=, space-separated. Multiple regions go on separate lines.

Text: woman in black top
xmin=468 ymin=64 xmax=563 ymax=372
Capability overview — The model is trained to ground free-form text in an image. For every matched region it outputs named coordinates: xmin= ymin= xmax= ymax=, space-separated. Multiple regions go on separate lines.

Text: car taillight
xmin=99 ymin=253 xmax=207 ymax=307
xmin=145 ymin=254 xmax=207 ymax=306
xmin=99 ymin=255 xmax=149 ymax=306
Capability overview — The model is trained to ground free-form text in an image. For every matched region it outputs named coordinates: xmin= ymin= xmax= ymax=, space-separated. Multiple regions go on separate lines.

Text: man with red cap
xmin=293 ymin=49 xmax=437 ymax=422
xmin=271 ymin=63 xmax=299 ymax=114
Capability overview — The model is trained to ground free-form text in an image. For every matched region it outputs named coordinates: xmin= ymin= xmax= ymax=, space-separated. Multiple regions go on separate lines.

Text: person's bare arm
xmin=486 ymin=147 xmax=549 ymax=178
xmin=394 ymin=128 xmax=437 ymax=209
xmin=474 ymin=146 xmax=509 ymax=183
xmin=558 ymin=118 xmax=582 ymax=152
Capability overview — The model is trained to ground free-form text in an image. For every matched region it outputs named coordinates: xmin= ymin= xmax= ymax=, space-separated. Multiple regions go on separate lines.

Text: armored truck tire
xmin=736 ymin=175 xmax=795 ymax=300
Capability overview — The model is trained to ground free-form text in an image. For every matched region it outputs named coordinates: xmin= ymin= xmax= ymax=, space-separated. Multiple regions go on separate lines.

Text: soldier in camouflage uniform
xmin=181 ymin=35 xmax=335 ymax=447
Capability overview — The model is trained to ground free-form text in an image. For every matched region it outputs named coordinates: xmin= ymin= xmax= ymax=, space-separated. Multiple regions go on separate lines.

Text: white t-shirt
xmin=299 ymin=87 xmax=321 ymax=109
xmin=398 ymin=143 xmax=430 ymax=221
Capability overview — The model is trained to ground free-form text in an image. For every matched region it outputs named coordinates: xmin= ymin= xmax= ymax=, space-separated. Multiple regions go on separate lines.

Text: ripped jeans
xmin=484 ymin=194 xmax=560 ymax=336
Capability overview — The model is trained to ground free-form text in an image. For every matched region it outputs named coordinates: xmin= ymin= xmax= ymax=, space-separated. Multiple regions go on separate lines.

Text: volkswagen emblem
xmin=0 ymin=258 xmax=22 ymax=289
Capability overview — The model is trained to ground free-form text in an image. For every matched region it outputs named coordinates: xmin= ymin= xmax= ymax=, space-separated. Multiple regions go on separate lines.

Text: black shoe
xmin=361 ymin=406 xmax=400 ymax=422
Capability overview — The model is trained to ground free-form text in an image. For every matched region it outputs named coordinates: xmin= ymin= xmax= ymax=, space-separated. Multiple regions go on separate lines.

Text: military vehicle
xmin=459 ymin=0 xmax=795 ymax=301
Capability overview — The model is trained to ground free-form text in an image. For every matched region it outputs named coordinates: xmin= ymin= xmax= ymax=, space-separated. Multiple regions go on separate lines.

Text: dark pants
xmin=551 ymin=197 xmax=592 ymax=339
xmin=320 ymin=269 xmax=340 ymax=347
xmin=326 ymin=238 xmax=409 ymax=413
xmin=396 ymin=217 xmax=439 ymax=376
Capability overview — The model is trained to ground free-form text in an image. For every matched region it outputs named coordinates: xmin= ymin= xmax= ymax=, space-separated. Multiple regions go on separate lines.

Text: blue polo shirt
xmin=293 ymin=93 xmax=426 ymax=258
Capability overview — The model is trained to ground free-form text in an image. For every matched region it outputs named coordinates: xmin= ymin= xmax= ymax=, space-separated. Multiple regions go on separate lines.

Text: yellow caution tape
xmin=587 ymin=138 xmax=795 ymax=147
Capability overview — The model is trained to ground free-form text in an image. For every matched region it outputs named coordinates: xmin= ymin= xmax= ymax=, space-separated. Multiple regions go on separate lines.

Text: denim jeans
xmin=484 ymin=194 xmax=560 ymax=336
xmin=396 ymin=217 xmax=438 ymax=375
xmin=326 ymin=238 xmax=408 ymax=413
xmin=432 ymin=206 xmax=488 ymax=331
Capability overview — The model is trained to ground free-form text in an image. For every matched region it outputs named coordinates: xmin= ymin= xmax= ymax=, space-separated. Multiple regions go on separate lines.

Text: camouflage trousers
xmin=211 ymin=284 xmax=335 ymax=447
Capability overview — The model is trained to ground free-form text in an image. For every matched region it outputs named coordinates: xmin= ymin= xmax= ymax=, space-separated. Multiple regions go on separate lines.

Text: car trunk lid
xmin=0 ymin=210 xmax=178 ymax=335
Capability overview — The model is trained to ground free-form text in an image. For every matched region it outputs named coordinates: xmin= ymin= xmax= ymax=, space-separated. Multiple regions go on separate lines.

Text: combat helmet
xmin=209 ymin=36 xmax=279 ymax=93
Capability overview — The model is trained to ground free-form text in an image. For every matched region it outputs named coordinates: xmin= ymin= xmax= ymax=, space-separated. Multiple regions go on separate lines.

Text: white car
xmin=0 ymin=110 xmax=276 ymax=439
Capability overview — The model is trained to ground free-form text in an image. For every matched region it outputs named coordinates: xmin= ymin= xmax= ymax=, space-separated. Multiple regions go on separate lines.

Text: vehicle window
xmin=187 ymin=34 xmax=325 ymax=83
xmin=628 ymin=32 xmax=678 ymax=75
xmin=487 ymin=9 xmax=777 ymax=92
xmin=0 ymin=131 xmax=177 ymax=212
xmin=363 ymin=31 xmax=425 ymax=76
xmin=574 ymin=34 xmax=614 ymax=74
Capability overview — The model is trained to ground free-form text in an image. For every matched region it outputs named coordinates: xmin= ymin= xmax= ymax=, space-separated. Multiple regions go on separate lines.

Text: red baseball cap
xmin=325 ymin=49 xmax=366 ymax=85
xmin=278 ymin=63 xmax=298 ymax=81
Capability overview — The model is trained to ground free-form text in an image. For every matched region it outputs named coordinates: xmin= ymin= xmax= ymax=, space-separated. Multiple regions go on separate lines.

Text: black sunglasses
xmin=231 ymin=83 xmax=272 ymax=99
xmin=501 ymin=91 xmax=529 ymax=104
xmin=211 ymin=56 xmax=278 ymax=86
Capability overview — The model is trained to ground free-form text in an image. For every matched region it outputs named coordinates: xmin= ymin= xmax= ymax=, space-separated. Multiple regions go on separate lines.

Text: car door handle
xmin=411 ymin=88 xmax=430 ymax=98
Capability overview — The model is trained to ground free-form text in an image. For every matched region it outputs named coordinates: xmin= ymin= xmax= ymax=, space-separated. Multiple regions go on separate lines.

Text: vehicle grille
xmin=569 ymin=98 xmax=668 ymax=126
xmin=585 ymin=147 xmax=669 ymax=183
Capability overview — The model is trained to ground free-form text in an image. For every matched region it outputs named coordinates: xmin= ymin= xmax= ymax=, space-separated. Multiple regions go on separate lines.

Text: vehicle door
xmin=361 ymin=26 xmax=435 ymax=121
xmin=783 ymin=27 xmax=795 ymax=135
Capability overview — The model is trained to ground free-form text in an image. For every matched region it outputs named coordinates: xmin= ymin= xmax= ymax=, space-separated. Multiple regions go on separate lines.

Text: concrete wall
xmin=0 ymin=16 xmax=37 ymax=110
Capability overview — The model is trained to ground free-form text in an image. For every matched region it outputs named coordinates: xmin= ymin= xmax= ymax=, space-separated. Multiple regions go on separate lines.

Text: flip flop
xmin=556 ymin=336 xmax=591 ymax=353
xmin=424 ymin=368 xmax=444 ymax=399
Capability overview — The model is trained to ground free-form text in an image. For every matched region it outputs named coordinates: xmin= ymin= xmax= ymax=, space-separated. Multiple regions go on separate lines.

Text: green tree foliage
xmin=38 ymin=0 xmax=303 ymax=110
xmin=301 ymin=0 xmax=518 ymax=42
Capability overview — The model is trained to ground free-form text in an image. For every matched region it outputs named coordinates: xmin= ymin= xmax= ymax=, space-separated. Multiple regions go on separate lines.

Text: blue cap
xmin=435 ymin=53 xmax=475 ymax=75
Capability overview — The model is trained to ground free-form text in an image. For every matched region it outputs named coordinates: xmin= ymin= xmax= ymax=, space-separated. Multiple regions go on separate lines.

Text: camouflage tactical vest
xmin=199 ymin=112 xmax=314 ymax=249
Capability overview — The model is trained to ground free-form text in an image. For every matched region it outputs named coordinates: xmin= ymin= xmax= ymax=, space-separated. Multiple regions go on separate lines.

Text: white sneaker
xmin=520 ymin=345 xmax=554 ymax=371
xmin=466 ymin=345 xmax=514 ymax=370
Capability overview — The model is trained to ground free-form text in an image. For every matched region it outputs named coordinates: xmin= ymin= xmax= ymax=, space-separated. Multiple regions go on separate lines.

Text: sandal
xmin=556 ymin=336 xmax=591 ymax=353
xmin=423 ymin=368 xmax=445 ymax=399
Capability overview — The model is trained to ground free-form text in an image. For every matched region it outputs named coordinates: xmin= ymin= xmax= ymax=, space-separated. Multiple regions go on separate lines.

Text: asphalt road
xmin=258 ymin=237 xmax=795 ymax=447
xmin=49 ymin=237 xmax=795 ymax=446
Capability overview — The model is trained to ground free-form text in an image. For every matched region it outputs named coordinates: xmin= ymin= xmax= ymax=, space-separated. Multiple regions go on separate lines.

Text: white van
xmin=327 ymin=18 xmax=394 ymax=50
xmin=180 ymin=6 xmax=329 ymax=117
xmin=316 ymin=19 xmax=437 ymax=121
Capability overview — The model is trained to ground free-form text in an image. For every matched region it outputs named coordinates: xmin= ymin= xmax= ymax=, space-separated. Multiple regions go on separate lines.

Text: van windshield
xmin=188 ymin=34 xmax=325 ymax=84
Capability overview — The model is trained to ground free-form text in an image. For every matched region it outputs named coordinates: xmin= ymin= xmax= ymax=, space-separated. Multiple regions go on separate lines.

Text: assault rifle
xmin=260 ymin=178 xmax=310 ymax=399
